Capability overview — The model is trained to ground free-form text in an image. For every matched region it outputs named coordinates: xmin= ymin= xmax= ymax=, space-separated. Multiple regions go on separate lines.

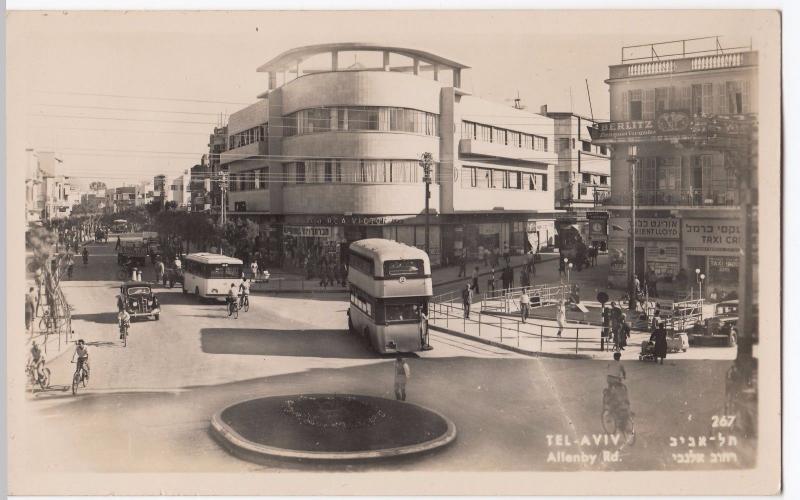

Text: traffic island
xmin=211 ymin=394 xmax=457 ymax=462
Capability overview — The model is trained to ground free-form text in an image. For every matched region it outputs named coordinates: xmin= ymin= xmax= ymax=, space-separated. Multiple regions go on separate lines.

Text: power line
xmin=33 ymin=103 xmax=227 ymax=117
xmin=31 ymin=126 xmax=217 ymax=136
xmin=29 ymin=113 xmax=216 ymax=125
xmin=34 ymin=89 xmax=252 ymax=106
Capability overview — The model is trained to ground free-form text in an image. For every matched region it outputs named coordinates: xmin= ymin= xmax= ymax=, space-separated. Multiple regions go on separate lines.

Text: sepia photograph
xmin=5 ymin=7 xmax=783 ymax=496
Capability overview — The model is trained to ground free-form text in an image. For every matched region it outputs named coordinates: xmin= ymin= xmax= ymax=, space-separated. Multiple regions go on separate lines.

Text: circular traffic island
xmin=211 ymin=394 xmax=457 ymax=462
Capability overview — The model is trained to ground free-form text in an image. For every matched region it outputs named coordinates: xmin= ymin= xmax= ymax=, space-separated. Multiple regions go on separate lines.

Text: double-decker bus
xmin=347 ymin=239 xmax=433 ymax=354
xmin=182 ymin=252 xmax=243 ymax=300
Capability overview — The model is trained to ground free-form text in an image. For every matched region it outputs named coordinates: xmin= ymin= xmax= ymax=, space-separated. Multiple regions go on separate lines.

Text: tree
xmin=27 ymin=226 xmax=57 ymax=273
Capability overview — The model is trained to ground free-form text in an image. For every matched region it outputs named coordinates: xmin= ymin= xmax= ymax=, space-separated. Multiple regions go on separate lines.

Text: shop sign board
xmin=608 ymin=217 xmax=680 ymax=240
xmin=589 ymin=112 xmax=754 ymax=144
xmin=283 ymin=226 xmax=332 ymax=238
xmin=682 ymin=218 xmax=743 ymax=255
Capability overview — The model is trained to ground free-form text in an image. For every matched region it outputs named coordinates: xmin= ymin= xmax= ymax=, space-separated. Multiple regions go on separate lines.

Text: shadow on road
xmin=72 ymin=311 xmax=119 ymax=325
xmin=200 ymin=328 xmax=377 ymax=359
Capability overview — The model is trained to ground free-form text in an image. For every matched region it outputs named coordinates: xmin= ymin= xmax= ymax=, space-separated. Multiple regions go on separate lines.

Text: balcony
xmin=611 ymin=189 xmax=739 ymax=207
xmin=459 ymin=139 xmax=550 ymax=163
xmin=609 ymin=51 xmax=756 ymax=79
xmin=220 ymin=141 xmax=268 ymax=166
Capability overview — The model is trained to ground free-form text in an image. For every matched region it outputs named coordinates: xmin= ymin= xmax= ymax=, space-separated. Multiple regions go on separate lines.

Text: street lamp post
xmin=420 ymin=152 xmax=433 ymax=256
xmin=627 ymin=146 xmax=638 ymax=311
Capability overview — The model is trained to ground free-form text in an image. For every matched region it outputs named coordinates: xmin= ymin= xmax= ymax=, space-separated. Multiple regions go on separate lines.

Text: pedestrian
xmin=394 ymin=356 xmax=411 ymax=401
xmin=646 ymin=267 xmax=658 ymax=298
xmin=418 ymin=306 xmax=429 ymax=349
xmin=521 ymin=267 xmax=530 ymax=288
xmin=559 ymin=258 xmax=566 ymax=278
xmin=250 ymin=260 xmax=259 ymax=279
xmin=601 ymin=305 xmax=612 ymax=351
xmin=487 ymin=268 xmax=496 ymax=293
xmin=155 ymin=259 xmax=165 ymax=285
xmin=653 ymin=321 xmax=668 ymax=364
xmin=556 ymin=299 xmax=566 ymax=337
xmin=462 ymin=282 xmax=473 ymax=319
xmin=457 ymin=251 xmax=466 ymax=278
xmin=506 ymin=266 xmax=515 ymax=291
xmin=34 ymin=269 xmax=44 ymax=316
xmin=503 ymin=243 xmax=511 ymax=266
xmin=610 ymin=301 xmax=623 ymax=349
xmin=520 ymin=287 xmax=530 ymax=323
xmin=471 ymin=266 xmax=480 ymax=294
xmin=483 ymin=247 xmax=491 ymax=268
xmin=25 ymin=287 xmax=36 ymax=334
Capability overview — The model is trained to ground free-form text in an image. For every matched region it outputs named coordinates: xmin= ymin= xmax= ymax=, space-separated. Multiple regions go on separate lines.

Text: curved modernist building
xmin=223 ymin=43 xmax=557 ymax=266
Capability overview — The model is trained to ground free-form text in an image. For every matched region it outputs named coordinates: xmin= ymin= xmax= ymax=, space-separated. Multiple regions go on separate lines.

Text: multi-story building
xmin=224 ymin=43 xmax=558 ymax=266
xmin=114 ymin=185 xmax=143 ymax=211
xmin=208 ymin=126 xmax=228 ymax=210
xmin=190 ymin=161 xmax=212 ymax=212
xmin=168 ymin=171 xmax=191 ymax=209
xmin=593 ymin=37 xmax=757 ymax=300
xmin=25 ymin=149 xmax=45 ymax=224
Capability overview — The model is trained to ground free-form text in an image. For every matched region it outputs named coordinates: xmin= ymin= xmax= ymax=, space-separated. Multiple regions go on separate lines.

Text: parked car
xmin=120 ymin=281 xmax=161 ymax=321
xmin=689 ymin=300 xmax=738 ymax=347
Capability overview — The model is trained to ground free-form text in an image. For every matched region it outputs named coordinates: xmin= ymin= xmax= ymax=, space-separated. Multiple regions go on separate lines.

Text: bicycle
xmin=239 ymin=294 xmax=250 ymax=313
xmin=38 ymin=309 xmax=54 ymax=334
xmin=26 ymin=362 xmax=51 ymax=391
xmin=119 ymin=321 xmax=130 ymax=347
xmin=227 ymin=298 xmax=239 ymax=319
xmin=71 ymin=360 xmax=89 ymax=395
xmin=601 ymin=387 xmax=636 ymax=446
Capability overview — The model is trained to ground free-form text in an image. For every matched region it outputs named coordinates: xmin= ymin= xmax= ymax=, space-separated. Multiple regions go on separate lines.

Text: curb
xmin=429 ymin=324 xmax=594 ymax=360
xmin=210 ymin=394 xmax=458 ymax=462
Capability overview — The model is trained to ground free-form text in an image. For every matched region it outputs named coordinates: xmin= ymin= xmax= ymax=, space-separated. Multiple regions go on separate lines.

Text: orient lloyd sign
xmin=683 ymin=218 xmax=743 ymax=255
xmin=610 ymin=217 xmax=680 ymax=240
xmin=589 ymin=111 xmax=692 ymax=143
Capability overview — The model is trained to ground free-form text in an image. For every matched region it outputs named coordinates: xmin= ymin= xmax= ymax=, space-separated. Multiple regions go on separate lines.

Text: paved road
xmin=12 ymin=236 xmax=749 ymax=487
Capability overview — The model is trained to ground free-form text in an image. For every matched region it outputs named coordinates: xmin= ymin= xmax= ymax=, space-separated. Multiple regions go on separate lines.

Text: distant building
xmin=207 ymin=126 xmax=228 ymax=210
xmin=190 ymin=162 xmax=212 ymax=212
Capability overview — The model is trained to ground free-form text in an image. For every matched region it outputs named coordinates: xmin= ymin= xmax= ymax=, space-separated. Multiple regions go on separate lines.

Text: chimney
xmin=540 ymin=104 xmax=548 ymax=115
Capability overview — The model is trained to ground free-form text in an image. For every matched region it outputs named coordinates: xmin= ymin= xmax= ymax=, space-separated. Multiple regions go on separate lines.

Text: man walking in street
xmin=394 ymin=356 xmax=410 ymax=401
xmin=462 ymin=282 xmax=473 ymax=319
xmin=457 ymin=250 xmax=466 ymax=278
xmin=520 ymin=287 xmax=530 ymax=323
xmin=471 ymin=266 xmax=480 ymax=294
xmin=25 ymin=287 xmax=36 ymax=334
xmin=155 ymin=258 xmax=165 ymax=285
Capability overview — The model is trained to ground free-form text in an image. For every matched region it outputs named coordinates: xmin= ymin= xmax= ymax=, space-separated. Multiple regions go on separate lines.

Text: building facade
xmin=224 ymin=43 xmax=558 ymax=267
xmin=594 ymin=39 xmax=757 ymax=300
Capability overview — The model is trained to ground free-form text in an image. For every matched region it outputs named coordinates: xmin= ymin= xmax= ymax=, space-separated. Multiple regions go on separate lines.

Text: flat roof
xmin=186 ymin=252 xmax=244 ymax=265
xmin=349 ymin=238 xmax=429 ymax=262
xmin=257 ymin=43 xmax=470 ymax=73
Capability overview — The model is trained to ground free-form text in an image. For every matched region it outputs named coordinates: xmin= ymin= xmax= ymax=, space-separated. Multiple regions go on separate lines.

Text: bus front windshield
xmin=385 ymin=303 xmax=422 ymax=322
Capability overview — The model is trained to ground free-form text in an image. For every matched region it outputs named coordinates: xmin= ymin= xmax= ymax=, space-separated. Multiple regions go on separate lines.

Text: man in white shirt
xmin=520 ymin=287 xmax=530 ymax=323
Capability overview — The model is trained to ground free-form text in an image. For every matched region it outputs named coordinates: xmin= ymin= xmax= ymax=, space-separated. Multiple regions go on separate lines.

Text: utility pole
xmin=627 ymin=146 xmax=638 ymax=311
xmin=419 ymin=152 xmax=433 ymax=256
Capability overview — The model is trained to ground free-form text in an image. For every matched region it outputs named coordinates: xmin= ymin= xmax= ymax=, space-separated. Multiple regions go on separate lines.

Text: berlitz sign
xmin=589 ymin=112 xmax=755 ymax=144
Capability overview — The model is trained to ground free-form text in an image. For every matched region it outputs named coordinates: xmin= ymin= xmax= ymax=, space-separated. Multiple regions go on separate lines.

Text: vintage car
xmin=120 ymin=281 xmax=161 ymax=320
xmin=689 ymin=300 xmax=738 ymax=347
xmin=118 ymin=241 xmax=148 ymax=267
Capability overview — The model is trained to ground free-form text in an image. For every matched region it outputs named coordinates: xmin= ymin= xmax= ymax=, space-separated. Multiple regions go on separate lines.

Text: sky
xmin=6 ymin=10 xmax=775 ymax=190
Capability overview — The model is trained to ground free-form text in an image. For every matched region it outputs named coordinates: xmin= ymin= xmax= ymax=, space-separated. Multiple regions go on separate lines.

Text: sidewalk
xmin=429 ymin=295 xmax=736 ymax=361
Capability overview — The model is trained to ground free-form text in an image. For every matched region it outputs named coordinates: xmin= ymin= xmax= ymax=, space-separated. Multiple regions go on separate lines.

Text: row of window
xmin=284 ymin=106 xmax=439 ymax=137
xmin=228 ymin=125 xmax=267 ymax=150
xmin=461 ymin=121 xmax=549 ymax=152
xmin=461 ymin=166 xmax=548 ymax=191
xmin=185 ymin=260 xmax=243 ymax=279
xmin=624 ymin=80 xmax=751 ymax=121
xmin=228 ymin=167 xmax=269 ymax=192
xmin=286 ymin=159 xmax=437 ymax=185
xmin=350 ymin=287 xmax=374 ymax=319
xmin=634 ymin=154 xmax=737 ymax=193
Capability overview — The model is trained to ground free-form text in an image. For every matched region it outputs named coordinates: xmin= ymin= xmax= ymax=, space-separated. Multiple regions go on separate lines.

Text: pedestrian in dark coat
xmin=653 ymin=322 xmax=668 ymax=364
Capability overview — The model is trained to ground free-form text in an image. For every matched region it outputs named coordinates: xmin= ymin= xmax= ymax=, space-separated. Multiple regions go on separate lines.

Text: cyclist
xmin=605 ymin=352 xmax=629 ymax=412
xmin=82 ymin=247 xmax=89 ymax=265
xmin=27 ymin=341 xmax=46 ymax=383
xmin=226 ymin=284 xmax=238 ymax=316
xmin=239 ymin=278 xmax=251 ymax=309
xmin=71 ymin=339 xmax=90 ymax=380
xmin=117 ymin=309 xmax=131 ymax=339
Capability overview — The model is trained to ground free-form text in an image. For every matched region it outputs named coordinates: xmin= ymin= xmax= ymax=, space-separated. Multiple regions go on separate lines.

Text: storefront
xmin=682 ymin=216 xmax=742 ymax=301
xmin=607 ymin=215 xmax=681 ymax=289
